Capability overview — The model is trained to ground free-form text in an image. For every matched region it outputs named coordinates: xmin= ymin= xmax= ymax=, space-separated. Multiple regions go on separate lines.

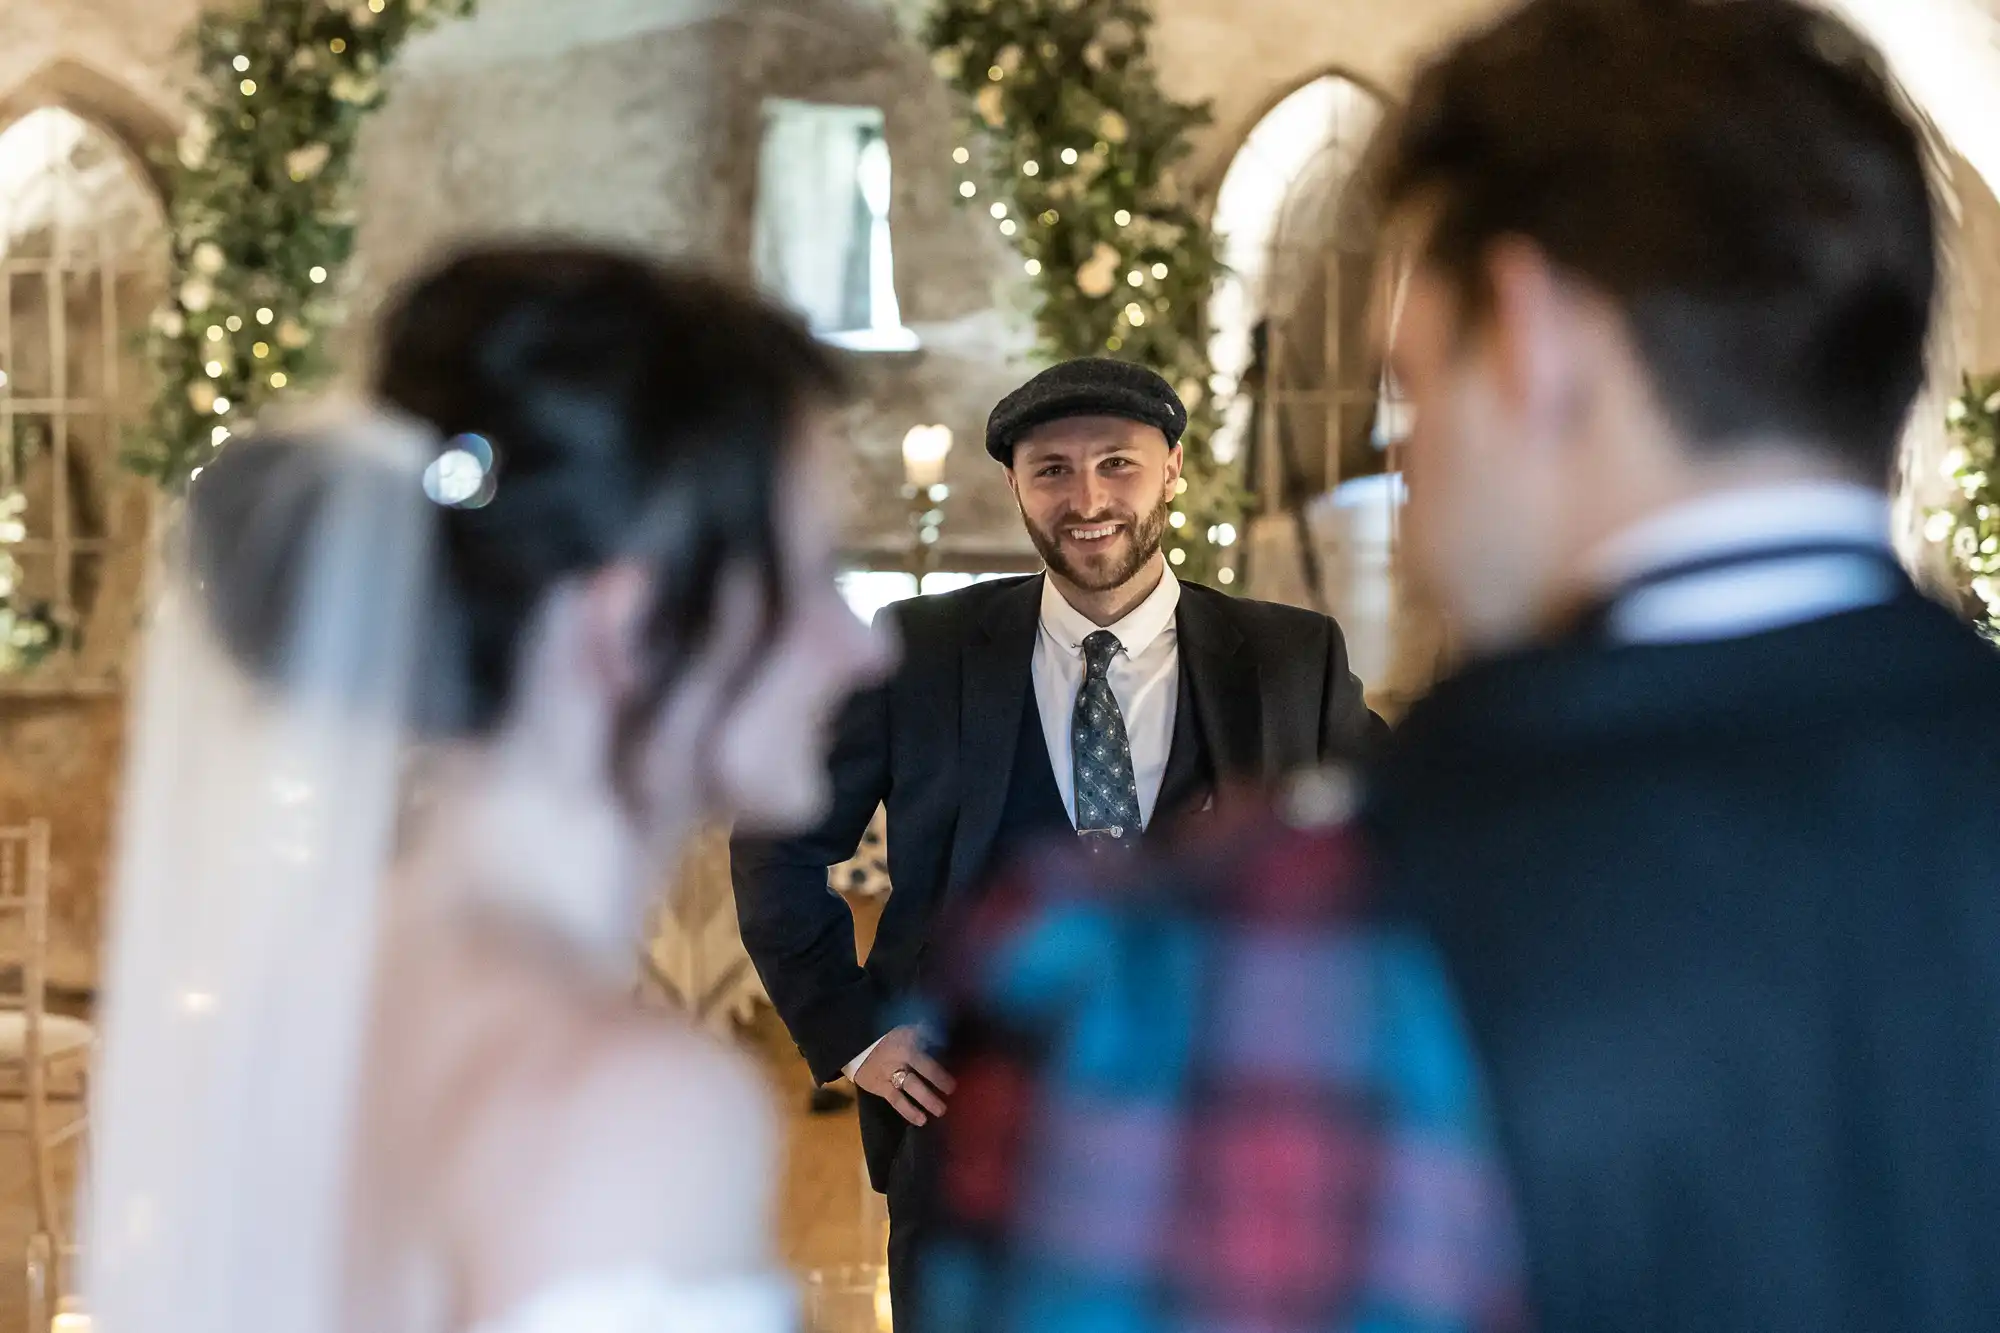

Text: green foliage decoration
xmin=1927 ymin=372 xmax=2000 ymax=639
xmin=131 ymin=0 xmax=475 ymax=489
xmin=923 ymin=0 xmax=1244 ymax=584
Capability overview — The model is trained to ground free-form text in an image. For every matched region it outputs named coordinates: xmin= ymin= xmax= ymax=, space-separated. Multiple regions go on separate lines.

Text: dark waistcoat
xmin=985 ymin=656 xmax=1216 ymax=883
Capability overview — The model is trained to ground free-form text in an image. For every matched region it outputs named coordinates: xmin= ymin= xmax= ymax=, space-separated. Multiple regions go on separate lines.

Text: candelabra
xmin=901 ymin=424 xmax=953 ymax=582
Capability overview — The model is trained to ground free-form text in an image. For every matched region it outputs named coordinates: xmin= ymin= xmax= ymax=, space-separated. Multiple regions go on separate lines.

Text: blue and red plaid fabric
xmin=916 ymin=799 xmax=1529 ymax=1333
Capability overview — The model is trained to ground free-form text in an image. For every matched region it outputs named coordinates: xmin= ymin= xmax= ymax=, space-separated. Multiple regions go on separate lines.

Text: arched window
xmin=1209 ymin=75 xmax=1392 ymax=505
xmin=1209 ymin=77 xmax=1443 ymax=708
xmin=0 ymin=106 xmax=163 ymax=689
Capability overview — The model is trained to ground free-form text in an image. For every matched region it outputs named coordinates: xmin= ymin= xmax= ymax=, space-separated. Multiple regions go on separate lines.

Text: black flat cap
xmin=985 ymin=357 xmax=1187 ymax=463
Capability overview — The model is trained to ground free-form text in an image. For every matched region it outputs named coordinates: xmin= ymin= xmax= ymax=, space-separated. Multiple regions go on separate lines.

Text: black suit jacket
xmin=733 ymin=575 xmax=1383 ymax=1170
xmin=1367 ymin=587 xmax=2000 ymax=1333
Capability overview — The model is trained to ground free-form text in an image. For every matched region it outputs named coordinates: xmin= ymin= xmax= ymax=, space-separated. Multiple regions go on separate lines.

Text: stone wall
xmin=0 ymin=0 xmax=197 ymax=147
xmin=356 ymin=0 xmax=1041 ymax=567
xmin=1947 ymin=156 xmax=2000 ymax=378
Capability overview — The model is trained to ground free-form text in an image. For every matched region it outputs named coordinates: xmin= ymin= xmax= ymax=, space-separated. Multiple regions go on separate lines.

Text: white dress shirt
xmin=1034 ymin=567 xmax=1182 ymax=829
xmin=1584 ymin=481 xmax=1900 ymax=644
xmin=842 ymin=567 xmax=1185 ymax=1082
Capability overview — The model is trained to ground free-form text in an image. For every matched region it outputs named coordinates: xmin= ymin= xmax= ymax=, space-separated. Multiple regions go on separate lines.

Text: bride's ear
xmin=575 ymin=562 xmax=651 ymax=704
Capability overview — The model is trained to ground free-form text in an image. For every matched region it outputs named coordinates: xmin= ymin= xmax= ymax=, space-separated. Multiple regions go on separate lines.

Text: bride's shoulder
xmin=543 ymin=1012 xmax=777 ymax=1163
xmin=447 ymin=1009 xmax=781 ymax=1320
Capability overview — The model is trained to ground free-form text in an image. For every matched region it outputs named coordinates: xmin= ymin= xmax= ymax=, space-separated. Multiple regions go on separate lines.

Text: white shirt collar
xmin=1581 ymin=482 xmax=1898 ymax=645
xmin=1586 ymin=481 xmax=1892 ymax=592
xmin=1039 ymin=565 xmax=1181 ymax=658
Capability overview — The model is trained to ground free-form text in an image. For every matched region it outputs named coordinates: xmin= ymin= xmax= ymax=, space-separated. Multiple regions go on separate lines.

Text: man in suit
xmin=733 ymin=357 xmax=1384 ymax=1326
xmin=1364 ymin=2 xmax=2000 ymax=1329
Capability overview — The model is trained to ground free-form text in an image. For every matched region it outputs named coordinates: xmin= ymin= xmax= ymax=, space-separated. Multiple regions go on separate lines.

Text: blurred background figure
xmin=1367 ymin=2 xmax=2000 ymax=1330
xmin=85 ymin=245 xmax=891 ymax=1333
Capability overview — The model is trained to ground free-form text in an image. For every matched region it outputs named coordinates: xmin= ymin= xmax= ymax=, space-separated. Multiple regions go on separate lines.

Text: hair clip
xmin=422 ymin=433 xmax=498 ymax=509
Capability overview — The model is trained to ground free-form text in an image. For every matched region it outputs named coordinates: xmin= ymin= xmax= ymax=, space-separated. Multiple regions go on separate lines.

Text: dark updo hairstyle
xmin=189 ymin=242 xmax=846 ymax=784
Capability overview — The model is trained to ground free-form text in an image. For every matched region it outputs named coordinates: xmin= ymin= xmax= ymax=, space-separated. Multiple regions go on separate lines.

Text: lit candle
xmin=901 ymin=425 xmax=953 ymax=490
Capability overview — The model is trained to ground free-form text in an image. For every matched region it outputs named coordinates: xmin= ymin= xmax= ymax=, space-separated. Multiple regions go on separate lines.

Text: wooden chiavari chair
xmin=0 ymin=821 xmax=91 ymax=1333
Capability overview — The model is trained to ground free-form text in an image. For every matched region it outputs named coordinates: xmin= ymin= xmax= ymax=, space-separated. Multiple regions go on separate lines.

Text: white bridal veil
xmin=85 ymin=406 xmax=442 ymax=1333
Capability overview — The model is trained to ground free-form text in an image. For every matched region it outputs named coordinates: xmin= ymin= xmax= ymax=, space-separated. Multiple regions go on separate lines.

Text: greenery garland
xmin=130 ymin=0 xmax=474 ymax=490
xmin=922 ymin=0 xmax=1242 ymax=586
xmin=1927 ymin=372 xmax=2000 ymax=639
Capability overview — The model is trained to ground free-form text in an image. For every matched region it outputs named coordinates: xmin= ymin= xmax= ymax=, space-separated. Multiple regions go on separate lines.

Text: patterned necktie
xmin=1072 ymin=630 xmax=1143 ymax=842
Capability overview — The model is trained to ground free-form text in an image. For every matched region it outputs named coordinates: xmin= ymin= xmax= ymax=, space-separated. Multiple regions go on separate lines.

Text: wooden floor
xmin=763 ymin=885 xmax=893 ymax=1333
xmin=754 ymin=1009 xmax=894 ymax=1333
xmin=0 ymin=1097 xmax=78 ymax=1333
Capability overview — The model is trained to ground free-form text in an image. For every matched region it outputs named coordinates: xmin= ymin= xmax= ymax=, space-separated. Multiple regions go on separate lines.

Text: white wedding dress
xmin=474 ymin=1273 xmax=796 ymax=1333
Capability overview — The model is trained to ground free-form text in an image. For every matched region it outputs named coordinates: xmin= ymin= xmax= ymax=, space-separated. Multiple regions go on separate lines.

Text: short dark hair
xmin=1372 ymin=0 xmax=1939 ymax=477
xmin=193 ymin=244 xmax=845 ymax=793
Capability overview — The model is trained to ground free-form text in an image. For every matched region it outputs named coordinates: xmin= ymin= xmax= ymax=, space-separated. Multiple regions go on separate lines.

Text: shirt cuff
xmin=841 ymin=1033 xmax=888 ymax=1082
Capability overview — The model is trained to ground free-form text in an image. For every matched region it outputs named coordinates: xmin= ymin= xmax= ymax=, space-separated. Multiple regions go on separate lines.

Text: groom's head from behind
xmin=1372 ymin=0 xmax=1938 ymax=652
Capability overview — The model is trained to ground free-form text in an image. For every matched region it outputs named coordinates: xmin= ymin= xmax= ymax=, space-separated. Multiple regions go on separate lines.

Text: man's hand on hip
xmin=852 ymin=1025 xmax=956 ymax=1126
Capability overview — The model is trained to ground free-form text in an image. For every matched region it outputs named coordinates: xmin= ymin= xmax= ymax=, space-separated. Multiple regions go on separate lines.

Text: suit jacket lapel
xmin=1176 ymin=585 xmax=1261 ymax=778
xmin=948 ymin=575 xmax=1043 ymax=890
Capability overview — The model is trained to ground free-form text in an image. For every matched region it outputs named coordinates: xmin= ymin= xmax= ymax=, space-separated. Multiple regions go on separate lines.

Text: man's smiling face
xmin=1007 ymin=415 xmax=1181 ymax=594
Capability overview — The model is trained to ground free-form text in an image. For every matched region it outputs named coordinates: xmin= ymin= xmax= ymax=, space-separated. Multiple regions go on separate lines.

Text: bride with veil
xmin=80 ymin=244 xmax=893 ymax=1333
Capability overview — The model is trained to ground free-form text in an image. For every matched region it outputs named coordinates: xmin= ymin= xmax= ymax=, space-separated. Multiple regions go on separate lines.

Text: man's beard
xmin=1022 ymin=488 xmax=1171 ymax=593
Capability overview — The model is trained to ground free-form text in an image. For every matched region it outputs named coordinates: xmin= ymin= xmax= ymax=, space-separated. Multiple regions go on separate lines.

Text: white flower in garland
xmin=287 ymin=142 xmax=332 ymax=181
xmin=1077 ymin=242 xmax=1121 ymax=298
xmin=0 ymin=491 xmax=50 ymax=673
xmin=178 ymin=118 xmax=213 ymax=170
xmin=331 ymin=71 xmax=379 ymax=104
xmin=0 ymin=492 xmax=26 ymax=546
